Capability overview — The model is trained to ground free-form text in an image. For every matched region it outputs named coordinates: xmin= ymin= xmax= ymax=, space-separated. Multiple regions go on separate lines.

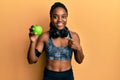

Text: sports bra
xmin=45 ymin=32 xmax=73 ymax=60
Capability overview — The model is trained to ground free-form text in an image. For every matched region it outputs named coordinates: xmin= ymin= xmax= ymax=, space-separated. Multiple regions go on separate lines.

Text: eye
xmin=62 ymin=15 xmax=67 ymax=19
xmin=52 ymin=15 xmax=58 ymax=19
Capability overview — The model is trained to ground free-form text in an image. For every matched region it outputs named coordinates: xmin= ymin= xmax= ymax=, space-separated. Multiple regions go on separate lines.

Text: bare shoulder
xmin=70 ymin=31 xmax=81 ymax=44
xmin=38 ymin=31 xmax=49 ymax=42
xmin=70 ymin=31 xmax=80 ymax=39
xmin=40 ymin=31 xmax=49 ymax=37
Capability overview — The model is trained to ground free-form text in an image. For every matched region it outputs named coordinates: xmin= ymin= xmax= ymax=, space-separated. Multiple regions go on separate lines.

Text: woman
xmin=28 ymin=2 xmax=84 ymax=80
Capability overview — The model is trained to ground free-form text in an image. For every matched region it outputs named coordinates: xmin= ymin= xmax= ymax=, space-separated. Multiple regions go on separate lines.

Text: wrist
xmin=76 ymin=46 xmax=81 ymax=51
xmin=30 ymin=40 xmax=37 ymax=43
xmin=30 ymin=41 xmax=37 ymax=47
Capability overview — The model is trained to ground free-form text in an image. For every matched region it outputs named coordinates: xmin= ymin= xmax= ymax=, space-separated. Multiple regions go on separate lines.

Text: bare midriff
xmin=46 ymin=60 xmax=72 ymax=72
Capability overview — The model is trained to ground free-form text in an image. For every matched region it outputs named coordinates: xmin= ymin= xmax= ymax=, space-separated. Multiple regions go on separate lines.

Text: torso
xmin=46 ymin=60 xmax=72 ymax=72
xmin=43 ymin=31 xmax=73 ymax=72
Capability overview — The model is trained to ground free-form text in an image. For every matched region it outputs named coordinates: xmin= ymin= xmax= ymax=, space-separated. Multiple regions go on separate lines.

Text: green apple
xmin=32 ymin=25 xmax=43 ymax=36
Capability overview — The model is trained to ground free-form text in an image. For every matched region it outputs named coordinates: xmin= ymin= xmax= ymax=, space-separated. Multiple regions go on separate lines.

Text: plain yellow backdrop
xmin=0 ymin=0 xmax=120 ymax=80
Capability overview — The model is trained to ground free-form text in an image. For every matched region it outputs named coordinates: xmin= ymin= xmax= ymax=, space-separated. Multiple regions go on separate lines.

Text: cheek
xmin=63 ymin=18 xmax=67 ymax=22
xmin=64 ymin=19 xmax=67 ymax=24
xmin=51 ymin=19 xmax=57 ymax=23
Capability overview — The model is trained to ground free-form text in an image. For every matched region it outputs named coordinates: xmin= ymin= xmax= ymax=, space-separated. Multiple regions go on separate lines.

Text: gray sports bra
xmin=45 ymin=32 xmax=73 ymax=60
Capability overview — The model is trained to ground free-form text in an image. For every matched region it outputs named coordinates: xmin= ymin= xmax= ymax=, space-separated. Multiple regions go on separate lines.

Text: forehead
xmin=52 ymin=7 xmax=67 ymax=15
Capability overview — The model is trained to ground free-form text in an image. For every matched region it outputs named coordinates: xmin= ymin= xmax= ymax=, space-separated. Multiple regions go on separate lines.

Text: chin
xmin=57 ymin=26 xmax=65 ymax=30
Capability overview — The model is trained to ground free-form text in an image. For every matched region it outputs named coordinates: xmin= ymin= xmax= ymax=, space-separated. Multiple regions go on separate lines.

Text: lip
xmin=57 ymin=22 xmax=63 ymax=26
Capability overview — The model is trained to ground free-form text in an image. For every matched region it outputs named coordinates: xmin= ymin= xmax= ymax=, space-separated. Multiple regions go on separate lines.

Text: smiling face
xmin=51 ymin=7 xmax=68 ymax=30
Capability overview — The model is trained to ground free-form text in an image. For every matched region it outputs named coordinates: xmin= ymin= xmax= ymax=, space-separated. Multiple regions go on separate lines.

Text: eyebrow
xmin=52 ymin=13 xmax=67 ymax=16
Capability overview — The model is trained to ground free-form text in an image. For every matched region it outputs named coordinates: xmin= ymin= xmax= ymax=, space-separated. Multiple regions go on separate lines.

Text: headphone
xmin=50 ymin=28 xmax=69 ymax=38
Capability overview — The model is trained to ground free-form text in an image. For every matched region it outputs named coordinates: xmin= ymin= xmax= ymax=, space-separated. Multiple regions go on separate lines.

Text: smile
xmin=57 ymin=22 xmax=63 ymax=26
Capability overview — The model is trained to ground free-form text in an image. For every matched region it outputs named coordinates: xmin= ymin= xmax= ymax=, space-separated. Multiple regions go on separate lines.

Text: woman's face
xmin=51 ymin=7 xmax=68 ymax=30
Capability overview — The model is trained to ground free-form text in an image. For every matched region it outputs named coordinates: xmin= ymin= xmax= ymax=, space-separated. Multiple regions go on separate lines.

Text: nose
xmin=58 ymin=17 xmax=62 ymax=21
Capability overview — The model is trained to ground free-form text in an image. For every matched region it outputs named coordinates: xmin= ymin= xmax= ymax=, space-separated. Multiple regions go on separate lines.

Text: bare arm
xmin=27 ymin=27 xmax=45 ymax=64
xmin=27 ymin=40 xmax=38 ymax=64
xmin=74 ymin=45 xmax=84 ymax=64
xmin=73 ymin=33 xmax=84 ymax=64
xmin=68 ymin=32 xmax=84 ymax=64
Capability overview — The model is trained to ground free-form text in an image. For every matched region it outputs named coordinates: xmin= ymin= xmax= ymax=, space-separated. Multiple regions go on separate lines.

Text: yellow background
xmin=0 ymin=0 xmax=120 ymax=80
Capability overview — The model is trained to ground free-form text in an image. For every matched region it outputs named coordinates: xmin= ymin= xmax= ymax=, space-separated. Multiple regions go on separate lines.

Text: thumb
xmin=65 ymin=37 xmax=73 ymax=44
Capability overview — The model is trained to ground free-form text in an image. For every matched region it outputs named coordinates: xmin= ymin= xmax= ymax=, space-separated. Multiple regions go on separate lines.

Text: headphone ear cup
xmin=60 ymin=29 xmax=69 ymax=38
xmin=50 ymin=29 xmax=60 ymax=38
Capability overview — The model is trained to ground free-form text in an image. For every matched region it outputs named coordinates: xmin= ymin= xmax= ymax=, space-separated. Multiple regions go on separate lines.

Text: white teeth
xmin=57 ymin=23 xmax=63 ymax=26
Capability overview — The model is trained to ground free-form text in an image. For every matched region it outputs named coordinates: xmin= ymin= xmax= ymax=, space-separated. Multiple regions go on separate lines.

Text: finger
xmin=29 ymin=32 xmax=37 ymax=36
xmin=65 ymin=37 xmax=73 ymax=41
xmin=29 ymin=26 xmax=35 ymax=32
xmin=30 ymin=25 xmax=34 ymax=28
xmin=68 ymin=40 xmax=73 ymax=46
xmin=29 ymin=28 xmax=33 ymax=32
xmin=30 ymin=25 xmax=35 ymax=30
xmin=29 ymin=32 xmax=34 ymax=36
xmin=68 ymin=38 xmax=73 ymax=44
